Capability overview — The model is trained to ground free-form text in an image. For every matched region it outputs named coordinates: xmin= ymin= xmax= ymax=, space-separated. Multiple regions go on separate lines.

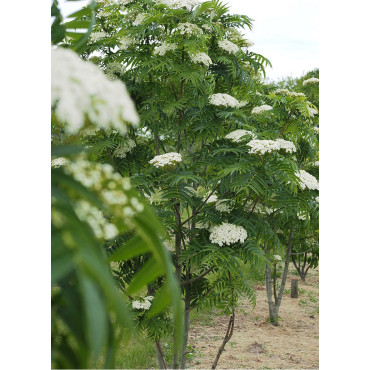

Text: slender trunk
xmin=180 ymin=292 xmax=191 ymax=369
xmin=265 ymin=227 xmax=294 ymax=326
xmin=211 ymin=310 xmax=235 ymax=369
xmin=155 ymin=340 xmax=167 ymax=369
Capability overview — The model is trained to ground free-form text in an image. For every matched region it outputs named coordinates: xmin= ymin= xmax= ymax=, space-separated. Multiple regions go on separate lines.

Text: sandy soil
xmin=187 ymin=266 xmax=319 ymax=369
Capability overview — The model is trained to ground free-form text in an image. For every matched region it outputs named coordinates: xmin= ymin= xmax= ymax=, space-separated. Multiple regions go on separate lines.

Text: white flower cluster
xmin=154 ymin=42 xmax=177 ymax=56
xmin=149 ymin=152 xmax=182 ymax=168
xmin=105 ymin=61 xmax=125 ymax=80
xmin=113 ymin=139 xmax=136 ymax=158
xmin=51 ymin=48 xmax=139 ymax=135
xmin=75 ymin=200 xmax=119 ymax=239
xmin=120 ymin=36 xmax=136 ymax=50
xmin=133 ymin=13 xmax=148 ymax=26
xmin=296 ymin=170 xmax=319 ymax=191
xmin=225 ymin=129 xmax=256 ymax=143
xmin=308 ymin=107 xmax=318 ymax=117
xmin=251 ymin=105 xmax=273 ymax=114
xmin=273 ymin=254 xmax=282 ymax=262
xmin=215 ymin=199 xmax=234 ymax=213
xmin=90 ymin=31 xmax=107 ymax=42
xmin=209 ymin=222 xmax=248 ymax=246
xmin=204 ymin=193 xmax=218 ymax=204
xmin=189 ymin=52 xmax=212 ymax=67
xmin=315 ymin=196 xmax=319 ymax=203
xmin=303 ymin=77 xmax=319 ymax=86
xmin=202 ymin=24 xmax=212 ymax=32
xmin=177 ymin=22 xmax=203 ymax=36
xmin=225 ymin=28 xmax=244 ymax=42
xmin=64 ymin=158 xmax=143 ymax=223
xmin=218 ymin=39 xmax=239 ymax=54
xmin=81 ymin=126 xmax=101 ymax=137
xmin=275 ymin=89 xmax=305 ymax=98
xmin=247 ymin=139 xmax=296 ymax=155
xmin=297 ymin=211 xmax=309 ymax=221
xmin=132 ymin=296 xmax=154 ymax=310
xmin=209 ymin=93 xmax=240 ymax=108
xmin=51 ymin=157 xmax=69 ymax=168
xmin=156 ymin=0 xmax=200 ymax=9
xmin=313 ymin=126 xmax=319 ymax=134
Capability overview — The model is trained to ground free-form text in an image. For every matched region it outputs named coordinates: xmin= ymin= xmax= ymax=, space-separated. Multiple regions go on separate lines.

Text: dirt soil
xmin=187 ymin=266 xmax=319 ymax=369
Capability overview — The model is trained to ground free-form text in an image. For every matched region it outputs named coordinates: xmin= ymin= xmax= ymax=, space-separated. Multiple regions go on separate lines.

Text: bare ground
xmin=187 ymin=266 xmax=319 ymax=369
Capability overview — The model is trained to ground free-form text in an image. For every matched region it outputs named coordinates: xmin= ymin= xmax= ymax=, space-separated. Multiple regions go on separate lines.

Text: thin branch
xmin=181 ymin=266 xmax=215 ymax=286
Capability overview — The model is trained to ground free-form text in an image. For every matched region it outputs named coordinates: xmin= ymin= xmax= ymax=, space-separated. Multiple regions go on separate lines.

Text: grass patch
xmin=115 ymin=334 xmax=157 ymax=369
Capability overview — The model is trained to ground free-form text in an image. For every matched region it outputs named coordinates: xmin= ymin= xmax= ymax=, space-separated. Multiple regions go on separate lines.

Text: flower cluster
xmin=296 ymin=170 xmax=319 ymax=190
xmin=209 ymin=222 xmax=248 ymax=246
xmin=303 ymin=77 xmax=319 ymax=86
xmin=81 ymin=126 xmax=101 ymax=137
xmin=149 ymin=152 xmax=182 ymax=168
xmin=51 ymin=48 xmax=139 ymax=134
xmin=247 ymin=139 xmax=296 ymax=154
xmin=275 ymin=89 xmax=305 ymax=98
xmin=313 ymin=126 xmax=319 ymax=134
xmin=113 ymin=139 xmax=136 ymax=158
xmin=209 ymin=93 xmax=240 ymax=108
xmin=133 ymin=13 xmax=148 ymax=26
xmin=215 ymin=199 xmax=234 ymax=213
xmin=251 ymin=105 xmax=273 ymax=114
xmin=51 ymin=157 xmax=69 ymax=168
xmin=189 ymin=52 xmax=212 ymax=67
xmin=315 ymin=196 xmax=319 ymax=203
xmin=156 ymin=0 xmax=200 ymax=9
xmin=132 ymin=296 xmax=154 ymax=310
xmin=297 ymin=211 xmax=309 ymax=221
xmin=119 ymin=36 xmax=136 ymax=50
xmin=308 ymin=107 xmax=318 ymax=117
xmin=154 ymin=42 xmax=177 ymax=56
xmin=89 ymin=31 xmax=107 ymax=42
xmin=218 ymin=39 xmax=239 ymax=54
xmin=105 ymin=61 xmax=125 ymax=80
xmin=204 ymin=193 xmax=218 ymax=204
xmin=62 ymin=158 xmax=143 ymax=236
xmin=177 ymin=22 xmax=203 ymax=36
xmin=225 ymin=129 xmax=256 ymax=142
xmin=273 ymin=255 xmax=282 ymax=263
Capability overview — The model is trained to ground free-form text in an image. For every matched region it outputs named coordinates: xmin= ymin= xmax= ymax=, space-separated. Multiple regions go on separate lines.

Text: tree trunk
xmin=211 ymin=310 xmax=235 ymax=369
xmin=265 ymin=227 xmax=294 ymax=326
xmin=291 ymin=279 xmax=299 ymax=298
xmin=180 ymin=292 xmax=191 ymax=369
xmin=155 ymin=340 xmax=167 ymax=369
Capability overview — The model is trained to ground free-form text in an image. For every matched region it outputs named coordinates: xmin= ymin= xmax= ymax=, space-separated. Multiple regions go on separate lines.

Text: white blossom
xmin=209 ymin=93 xmax=240 ymax=108
xmin=296 ymin=170 xmax=319 ymax=191
xmin=315 ymin=196 xmax=319 ymax=203
xmin=90 ymin=32 xmax=107 ymax=42
xmin=251 ymin=104 xmax=273 ymax=114
xmin=275 ymin=88 xmax=289 ymax=95
xmin=204 ymin=194 xmax=218 ymax=204
xmin=308 ymin=107 xmax=318 ymax=117
xmin=313 ymin=126 xmax=319 ymax=134
xmin=177 ymin=22 xmax=203 ymax=36
xmin=215 ymin=199 xmax=233 ymax=213
xmin=132 ymin=296 xmax=153 ymax=310
xmin=225 ymin=129 xmax=256 ymax=142
xmin=105 ymin=61 xmax=125 ymax=80
xmin=189 ymin=52 xmax=212 ymax=67
xmin=297 ymin=211 xmax=309 ymax=221
xmin=303 ymin=77 xmax=319 ymax=86
xmin=218 ymin=39 xmax=239 ymax=55
xmin=154 ymin=42 xmax=177 ymax=56
xmin=120 ymin=36 xmax=136 ymax=50
xmin=273 ymin=254 xmax=282 ymax=262
xmin=51 ymin=48 xmax=139 ymax=135
xmin=247 ymin=139 xmax=296 ymax=155
xmin=133 ymin=13 xmax=149 ymax=26
xmin=51 ymin=157 xmax=69 ymax=168
xmin=156 ymin=0 xmax=200 ymax=9
xmin=149 ymin=152 xmax=182 ymax=168
xmin=209 ymin=222 xmax=248 ymax=246
xmin=113 ymin=139 xmax=136 ymax=158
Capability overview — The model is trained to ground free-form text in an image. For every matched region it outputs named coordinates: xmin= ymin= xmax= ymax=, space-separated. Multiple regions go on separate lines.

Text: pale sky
xmin=59 ymin=0 xmax=319 ymax=81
